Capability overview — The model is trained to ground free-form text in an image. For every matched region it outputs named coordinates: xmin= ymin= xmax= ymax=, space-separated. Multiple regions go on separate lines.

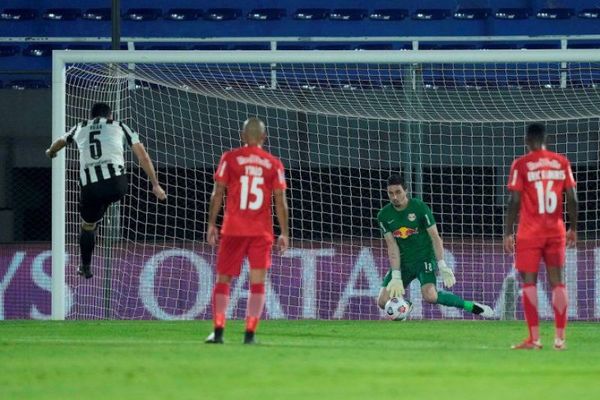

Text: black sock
xmin=214 ymin=327 xmax=224 ymax=340
xmin=80 ymin=228 xmax=96 ymax=265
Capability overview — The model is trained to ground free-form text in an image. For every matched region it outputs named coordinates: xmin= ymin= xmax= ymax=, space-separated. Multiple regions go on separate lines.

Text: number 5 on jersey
xmin=239 ymin=176 xmax=264 ymax=210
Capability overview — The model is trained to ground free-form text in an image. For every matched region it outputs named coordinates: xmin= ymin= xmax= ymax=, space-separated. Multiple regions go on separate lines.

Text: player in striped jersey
xmin=46 ymin=102 xmax=166 ymax=278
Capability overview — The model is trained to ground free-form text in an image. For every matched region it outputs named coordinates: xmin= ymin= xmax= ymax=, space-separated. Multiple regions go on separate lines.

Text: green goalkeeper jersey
xmin=377 ymin=198 xmax=437 ymax=268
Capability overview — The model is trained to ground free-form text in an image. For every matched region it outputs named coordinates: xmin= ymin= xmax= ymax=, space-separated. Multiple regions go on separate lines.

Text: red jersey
xmin=507 ymin=149 xmax=576 ymax=240
xmin=214 ymin=145 xmax=286 ymax=237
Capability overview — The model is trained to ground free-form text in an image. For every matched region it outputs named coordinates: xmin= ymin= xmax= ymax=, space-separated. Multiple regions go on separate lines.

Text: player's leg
xmin=78 ymin=220 xmax=98 ymax=279
xmin=78 ymin=187 xmax=108 ymax=279
xmin=78 ymin=177 xmax=127 ymax=279
xmin=512 ymin=238 xmax=543 ymax=349
xmin=243 ymin=236 xmax=274 ymax=344
xmin=206 ymin=236 xmax=247 ymax=344
xmin=419 ymin=266 xmax=494 ymax=318
xmin=545 ymin=237 xmax=568 ymax=350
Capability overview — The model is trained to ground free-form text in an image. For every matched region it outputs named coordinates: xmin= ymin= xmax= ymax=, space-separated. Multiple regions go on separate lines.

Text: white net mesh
xmin=62 ymin=56 xmax=600 ymax=320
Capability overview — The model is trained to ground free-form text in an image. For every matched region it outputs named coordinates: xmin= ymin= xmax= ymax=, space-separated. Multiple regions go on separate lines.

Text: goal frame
xmin=51 ymin=48 xmax=600 ymax=320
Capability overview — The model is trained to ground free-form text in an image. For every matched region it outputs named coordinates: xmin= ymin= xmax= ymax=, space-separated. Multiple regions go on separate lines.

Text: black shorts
xmin=80 ymin=175 xmax=128 ymax=223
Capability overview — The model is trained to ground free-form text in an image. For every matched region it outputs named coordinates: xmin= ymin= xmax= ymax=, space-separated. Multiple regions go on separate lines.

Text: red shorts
xmin=215 ymin=235 xmax=274 ymax=276
xmin=515 ymin=236 xmax=566 ymax=273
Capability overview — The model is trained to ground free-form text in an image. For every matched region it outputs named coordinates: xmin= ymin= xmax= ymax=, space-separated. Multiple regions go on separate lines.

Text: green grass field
xmin=1 ymin=320 xmax=599 ymax=400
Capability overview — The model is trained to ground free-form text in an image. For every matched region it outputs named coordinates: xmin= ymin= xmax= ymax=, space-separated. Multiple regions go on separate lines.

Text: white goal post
xmin=52 ymin=49 xmax=600 ymax=321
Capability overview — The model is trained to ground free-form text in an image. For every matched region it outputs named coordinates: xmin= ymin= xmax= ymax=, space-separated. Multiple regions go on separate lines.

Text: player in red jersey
xmin=205 ymin=117 xmax=289 ymax=345
xmin=504 ymin=123 xmax=578 ymax=350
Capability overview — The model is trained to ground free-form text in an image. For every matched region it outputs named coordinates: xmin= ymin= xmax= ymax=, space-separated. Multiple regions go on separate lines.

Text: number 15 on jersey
xmin=239 ymin=176 xmax=264 ymax=210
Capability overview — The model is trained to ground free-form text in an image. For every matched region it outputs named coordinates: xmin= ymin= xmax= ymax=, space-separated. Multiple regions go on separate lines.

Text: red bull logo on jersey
xmin=393 ymin=227 xmax=419 ymax=239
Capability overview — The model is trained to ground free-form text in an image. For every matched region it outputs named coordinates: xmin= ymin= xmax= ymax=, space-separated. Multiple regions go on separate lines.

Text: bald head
xmin=242 ymin=117 xmax=266 ymax=146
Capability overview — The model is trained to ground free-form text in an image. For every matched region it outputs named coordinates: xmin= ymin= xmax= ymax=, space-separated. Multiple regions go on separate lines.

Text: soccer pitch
xmin=1 ymin=321 xmax=599 ymax=400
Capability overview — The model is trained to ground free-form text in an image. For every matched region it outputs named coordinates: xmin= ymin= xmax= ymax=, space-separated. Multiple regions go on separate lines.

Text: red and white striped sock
xmin=522 ymin=283 xmax=540 ymax=341
xmin=552 ymin=284 xmax=568 ymax=340
xmin=245 ymin=283 xmax=266 ymax=333
xmin=212 ymin=282 xmax=230 ymax=329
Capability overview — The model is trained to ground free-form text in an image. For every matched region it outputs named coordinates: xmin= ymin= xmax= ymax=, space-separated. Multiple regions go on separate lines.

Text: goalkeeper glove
xmin=438 ymin=260 xmax=456 ymax=288
xmin=386 ymin=270 xmax=405 ymax=297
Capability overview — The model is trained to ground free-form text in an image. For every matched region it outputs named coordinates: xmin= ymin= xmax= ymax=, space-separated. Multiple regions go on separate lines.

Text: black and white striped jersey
xmin=62 ymin=117 xmax=140 ymax=186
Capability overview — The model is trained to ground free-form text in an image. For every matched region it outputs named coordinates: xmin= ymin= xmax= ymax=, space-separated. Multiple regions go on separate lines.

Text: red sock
xmin=552 ymin=284 xmax=568 ymax=340
xmin=212 ymin=283 xmax=230 ymax=329
xmin=522 ymin=283 xmax=539 ymax=341
xmin=245 ymin=283 xmax=266 ymax=333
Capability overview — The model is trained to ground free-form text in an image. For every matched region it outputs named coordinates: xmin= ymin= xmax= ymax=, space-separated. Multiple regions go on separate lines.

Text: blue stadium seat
xmin=277 ymin=44 xmax=312 ymax=50
xmin=354 ymin=43 xmax=394 ymax=50
xmin=0 ymin=45 xmax=20 ymax=57
xmin=437 ymin=43 xmax=481 ymax=50
xmin=293 ymin=8 xmax=329 ymax=20
xmin=9 ymin=80 xmax=50 ymax=90
xmin=137 ymin=44 xmax=190 ymax=51
xmin=520 ymin=42 xmax=561 ymax=49
xmin=480 ymin=42 xmax=521 ymax=50
xmin=578 ymin=8 xmax=600 ymax=19
xmin=568 ymin=62 xmax=600 ymax=87
xmin=536 ymin=8 xmax=574 ymax=19
xmin=568 ymin=42 xmax=600 ymax=49
xmin=329 ymin=9 xmax=367 ymax=21
xmin=247 ymin=9 xmax=285 ymax=21
xmin=413 ymin=9 xmax=450 ymax=20
xmin=495 ymin=8 xmax=531 ymax=20
xmin=82 ymin=8 xmax=111 ymax=21
xmin=65 ymin=44 xmax=108 ymax=51
xmin=23 ymin=44 xmax=63 ymax=57
xmin=453 ymin=8 xmax=490 ymax=20
xmin=204 ymin=9 xmax=241 ymax=21
xmin=369 ymin=9 xmax=408 ymax=21
xmin=314 ymin=44 xmax=352 ymax=50
xmin=124 ymin=9 xmax=162 ymax=21
xmin=192 ymin=44 xmax=231 ymax=50
xmin=231 ymin=44 xmax=271 ymax=50
xmin=1 ymin=8 xmax=37 ymax=20
xmin=418 ymin=43 xmax=441 ymax=50
xmin=166 ymin=9 xmax=203 ymax=21
xmin=42 ymin=8 xmax=80 ymax=21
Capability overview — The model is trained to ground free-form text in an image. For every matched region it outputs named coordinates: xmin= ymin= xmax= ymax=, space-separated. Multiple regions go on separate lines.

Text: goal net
xmin=53 ymin=50 xmax=600 ymax=320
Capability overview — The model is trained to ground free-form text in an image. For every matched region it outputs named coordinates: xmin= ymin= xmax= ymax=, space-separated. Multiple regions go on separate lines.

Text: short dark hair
xmin=387 ymin=174 xmax=405 ymax=188
xmin=91 ymin=102 xmax=112 ymax=118
xmin=526 ymin=123 xmax=546 ymax=145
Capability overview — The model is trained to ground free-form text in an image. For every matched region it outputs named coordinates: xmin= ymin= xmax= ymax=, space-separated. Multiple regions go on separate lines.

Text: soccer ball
xmin=384 ymin=297 xmax=411 ymax=321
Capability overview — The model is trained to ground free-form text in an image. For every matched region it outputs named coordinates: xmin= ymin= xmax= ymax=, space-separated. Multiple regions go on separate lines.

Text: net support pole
xmin=270 ymin=40 xmax=277 ymax=89
xmin=560 ymin=39 xmax=567 ymax=89
xmin=51 ymin=53 xmax=66 ymax=320
xmin=111 ymin=0 xmax=121 ymax=51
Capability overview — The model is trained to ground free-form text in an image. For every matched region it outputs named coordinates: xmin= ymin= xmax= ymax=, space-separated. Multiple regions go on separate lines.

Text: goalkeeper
xmin=376 ymin=174 xmax=494 ymax=318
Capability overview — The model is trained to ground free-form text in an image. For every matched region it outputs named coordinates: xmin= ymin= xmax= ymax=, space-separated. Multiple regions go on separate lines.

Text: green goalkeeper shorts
xmin=381 ymin=260 xmax=438 ymax=288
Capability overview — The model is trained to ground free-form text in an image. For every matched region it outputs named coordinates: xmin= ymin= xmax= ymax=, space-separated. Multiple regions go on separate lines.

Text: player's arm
xmin=46 ymin=124 xmax=79 ymax=158
xmin=565 ymin=187 xmax=578 ymax=248
xmin=45 ymin=138 xmax=67 ymax=158
xmin=426 ymin=224 xmax=456 ymax=287
xmin=131 ymin=142 xmax=166 ymax=201
xmin=273 ymin=188 xmax=289 ymax=255
xmin=503 ymin=191 xmax=521 ymax=253
xmin=383 ymin=232 xmax=404 ymax=297
xmin=426 ymin=224 xmax=444 ymax=261
xmin=206 ymin=182 xmax=226 ymax=246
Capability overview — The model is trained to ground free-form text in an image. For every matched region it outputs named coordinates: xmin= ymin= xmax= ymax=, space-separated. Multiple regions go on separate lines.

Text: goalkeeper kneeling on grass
xmin=376 ymin=174 xmax=494 ymax=319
